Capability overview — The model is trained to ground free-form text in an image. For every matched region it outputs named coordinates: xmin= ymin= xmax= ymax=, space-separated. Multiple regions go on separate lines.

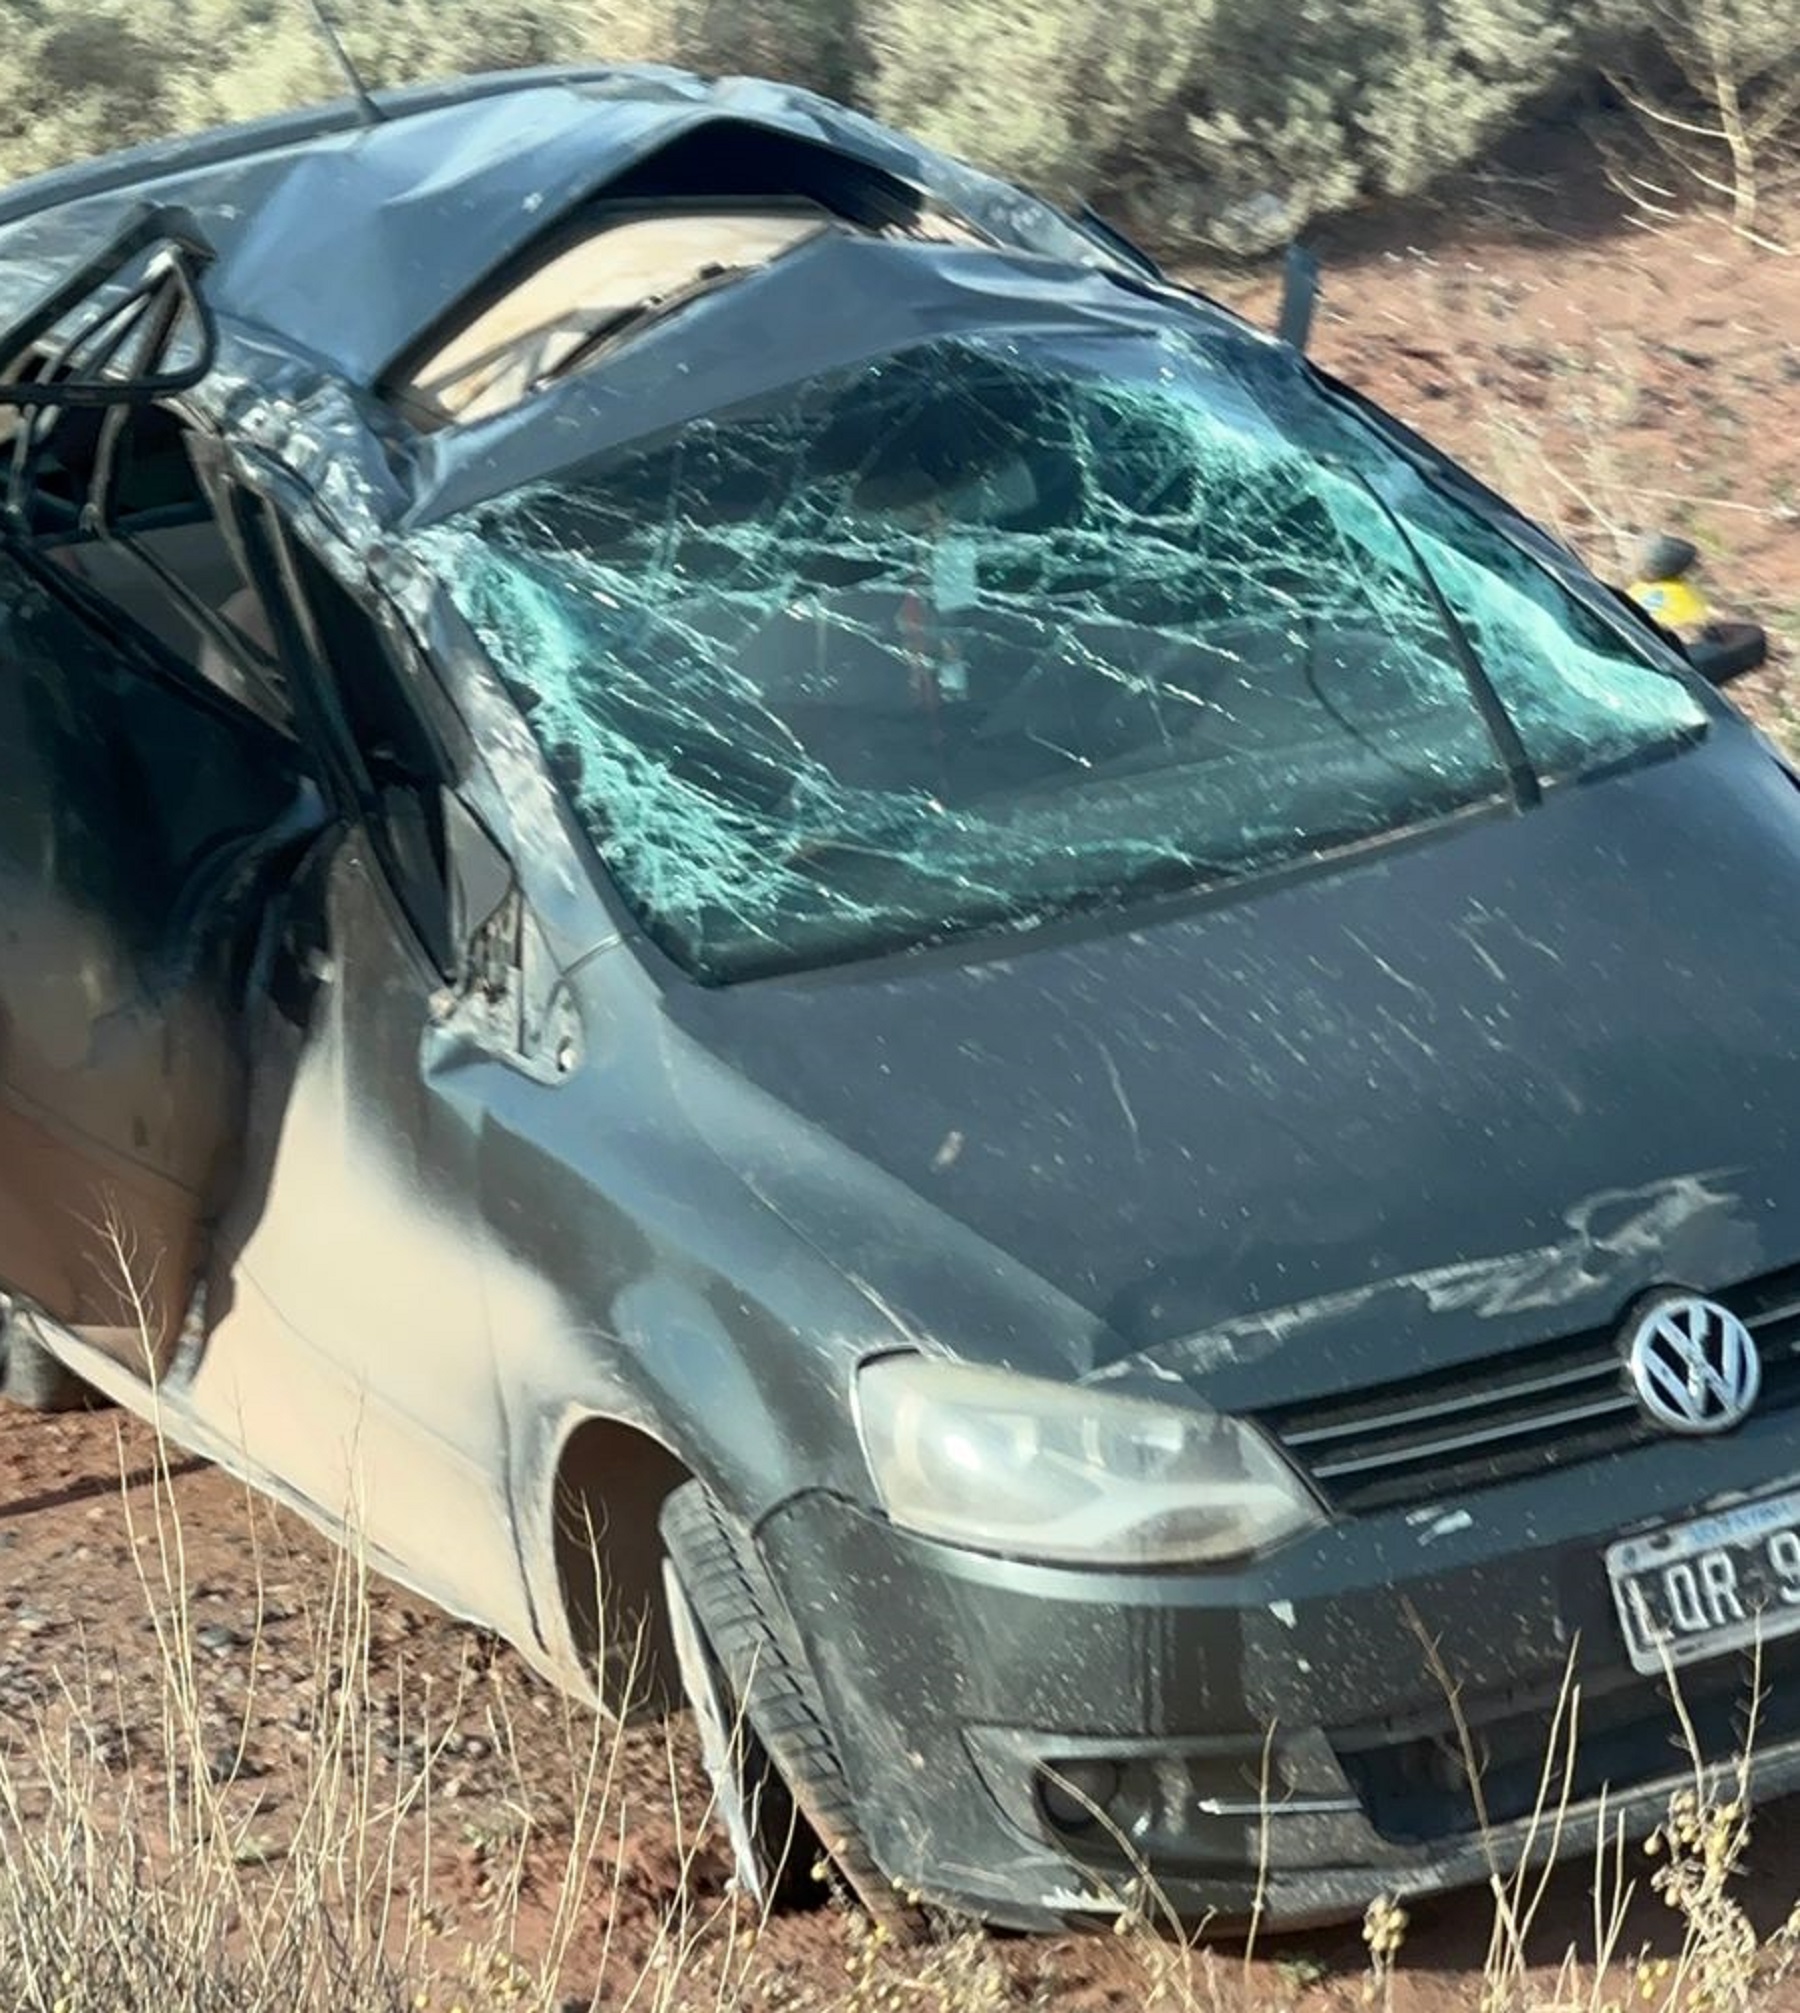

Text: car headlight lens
xmin=855 ymin=1357 xmax=1322 ymax=1567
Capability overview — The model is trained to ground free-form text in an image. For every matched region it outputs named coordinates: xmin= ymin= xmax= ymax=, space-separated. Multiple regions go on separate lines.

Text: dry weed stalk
xmin=4 ymin=1243 xmax=1800 ymax=2012
xmin=1601 ymin=0 xmax=1800 ymax=248
xmin=0 ymin=1241 xmax=764 ymax=2012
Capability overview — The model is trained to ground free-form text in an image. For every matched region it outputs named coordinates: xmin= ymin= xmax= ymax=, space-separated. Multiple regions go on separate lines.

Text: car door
xmin=167 ymin=496 xmax=542 ymax=1646
xmin=0 ymin=205 xmax=316 ymax=1377
xmin=0 ymin=513 xmax=304 ymax=1374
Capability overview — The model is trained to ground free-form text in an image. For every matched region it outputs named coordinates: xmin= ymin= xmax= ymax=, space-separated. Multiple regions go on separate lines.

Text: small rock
xmin=207 ymin=1745 xmax=267 ymax=1785
xmin=196 ymin=1622 xmax=243 ymax=1656
xmin=80 ymin=1722 xmax=128 ymax=1768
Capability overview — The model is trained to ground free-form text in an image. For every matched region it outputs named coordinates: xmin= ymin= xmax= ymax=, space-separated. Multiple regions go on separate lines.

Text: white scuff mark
xmin=1460 ymin=924 xmax=1507 ymax=983
xmin=1269 ymin=1599 xmax=1298 ymax=1628
xmin=931 ymin=1129 xmax=965 ymax=1172
xmin=1094 ymin=1038 xmax=1143 ymax=1163
xmin=1135 ymin=1355 xmax=1188 ymax=1386
xmin=1035 ymin=1887 xmax=1130 ymax=1915
xmin=845 ymin=1271 xmax=932 ymax=1350
xmin=1098 ymin=1168 xmax=1747 ymax=1381
xmin=1346 ymin=930 xmax=1430 ymax=1006
xmin=1378 ymin=1008 xmax=1438 ymax=1063
xmin=1419 ymin=1509 xmax=1473 ymax=1544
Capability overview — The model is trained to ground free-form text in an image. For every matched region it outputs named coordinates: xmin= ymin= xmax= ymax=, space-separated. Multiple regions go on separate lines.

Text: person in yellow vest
xmin=1628 ymin=534 xmax=1712 ymax=629
xmin=1627 ymin=532 xmax=1767 ymax=685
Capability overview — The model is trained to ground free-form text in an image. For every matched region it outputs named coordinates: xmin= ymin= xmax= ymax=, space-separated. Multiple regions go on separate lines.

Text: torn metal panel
xmin=0 ymin=66 xmax=1145 ymax=398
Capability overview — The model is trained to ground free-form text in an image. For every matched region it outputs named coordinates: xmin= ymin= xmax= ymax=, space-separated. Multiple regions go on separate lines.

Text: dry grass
xmin=0 ymin=1382 xmax=755 ymax=2013
xmin=5 ymin=1213 xmax=1800 ymax=2013
xmin=1 ymin=1394 xmax=1798 ymax=2010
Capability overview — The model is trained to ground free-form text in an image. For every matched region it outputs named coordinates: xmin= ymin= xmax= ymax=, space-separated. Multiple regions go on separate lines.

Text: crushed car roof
xmin=0 ymin=67 xmax=1149 ymax=382
xmin=0 ymin=66 xmax=1212 ymax=531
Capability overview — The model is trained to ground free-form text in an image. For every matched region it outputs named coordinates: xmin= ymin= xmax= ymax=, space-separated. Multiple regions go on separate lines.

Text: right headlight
xmin=855 ymin=1355 xmax=1323 ymax=1568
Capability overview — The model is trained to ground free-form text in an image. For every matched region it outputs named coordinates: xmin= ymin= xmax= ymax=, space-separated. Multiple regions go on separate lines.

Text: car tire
xmin=659 ymin=1479 xmax=926 ymax=1942
xmin=0 ymin=1305 xmax=93 ymax=1412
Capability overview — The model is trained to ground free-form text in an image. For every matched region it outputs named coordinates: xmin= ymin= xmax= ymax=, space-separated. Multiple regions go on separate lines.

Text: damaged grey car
xmin=3 ymin=63 xmax=1799 ymax=1937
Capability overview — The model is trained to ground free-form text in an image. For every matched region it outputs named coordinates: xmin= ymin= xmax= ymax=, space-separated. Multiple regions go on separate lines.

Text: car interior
xmin=382 ymin=121 xmax=987 ymax=430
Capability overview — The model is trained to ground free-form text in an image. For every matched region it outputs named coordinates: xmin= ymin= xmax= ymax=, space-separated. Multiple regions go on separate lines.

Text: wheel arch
xmin=548 ymin=1409 xmax=695 ymax=1713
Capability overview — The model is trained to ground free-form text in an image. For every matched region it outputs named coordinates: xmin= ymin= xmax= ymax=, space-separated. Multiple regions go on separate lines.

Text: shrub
xmin=0 ymin=0 xmax=1795 ymax=254
xmin=863 ymin=0 xmax=1580 ymax=253
xmin=0 ymin=0 xmax=588 ymax=182
xmin=858 ymin=0 xmax=1200 ymax=202
xmin=1588 ymin=0 xmax=1800 ymax=242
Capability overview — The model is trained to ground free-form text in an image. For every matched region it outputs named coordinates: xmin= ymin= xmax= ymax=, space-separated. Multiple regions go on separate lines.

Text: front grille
xmin=1336 ymin=1638 xmax=1800 ymax=1845
xmin=1257 ymin=1264 xmax=1800 ymax=1515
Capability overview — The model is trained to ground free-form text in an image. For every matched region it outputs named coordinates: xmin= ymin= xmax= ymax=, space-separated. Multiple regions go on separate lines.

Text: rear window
xmin=416 ymin=327 xmax=1705 ymax=980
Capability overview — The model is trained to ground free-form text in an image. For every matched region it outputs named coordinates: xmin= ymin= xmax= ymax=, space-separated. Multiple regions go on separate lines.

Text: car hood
xmin=669 ymin=726 xmax=1800 ymax=1409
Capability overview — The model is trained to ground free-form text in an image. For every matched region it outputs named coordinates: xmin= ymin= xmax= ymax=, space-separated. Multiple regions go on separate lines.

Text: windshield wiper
xmin=1341 ymin=462 xmax=1542 ymax=812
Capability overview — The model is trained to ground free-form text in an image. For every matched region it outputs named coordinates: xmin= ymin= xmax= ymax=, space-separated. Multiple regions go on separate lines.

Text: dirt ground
xmin=6 ymin=148 xmax=1800 ymax=2013
xmin=1213 ymin=145 xmax=1800 ymax=752
xmin=4 ymin=1402 xmax=1798 ymax=2012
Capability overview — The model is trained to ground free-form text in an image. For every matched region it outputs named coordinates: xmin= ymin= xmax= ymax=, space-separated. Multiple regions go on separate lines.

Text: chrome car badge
xmin=1626 ymin=1295 xmax=1761 ymax=1435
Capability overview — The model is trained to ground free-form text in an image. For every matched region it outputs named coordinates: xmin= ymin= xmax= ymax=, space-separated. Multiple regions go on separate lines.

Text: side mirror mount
xmin=442 ymin=789 xmax=514 ymax=958
xmin=436 ymin=790 xmax=582 ymax=1081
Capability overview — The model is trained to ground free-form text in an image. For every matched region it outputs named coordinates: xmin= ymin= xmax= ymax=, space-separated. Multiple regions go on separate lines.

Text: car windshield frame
xmin=412 ymin=316 xmax=1710 ymax=983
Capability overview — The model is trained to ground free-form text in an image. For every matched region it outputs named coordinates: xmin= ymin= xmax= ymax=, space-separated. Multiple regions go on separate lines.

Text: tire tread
xmin=660 ymin=1481 xmax=924 ymax=1939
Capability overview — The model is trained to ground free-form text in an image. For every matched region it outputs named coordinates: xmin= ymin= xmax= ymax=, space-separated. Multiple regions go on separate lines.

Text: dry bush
xmin=858 ymin=0 xmax=1579 ymax=254
xmin=5 ymin=0 xmax=1794 ymax=256
xmin=1593 ymin=0 xmax=1800 ymax=246
xmin=0 ymin=1391 xmax=752 ymax=2013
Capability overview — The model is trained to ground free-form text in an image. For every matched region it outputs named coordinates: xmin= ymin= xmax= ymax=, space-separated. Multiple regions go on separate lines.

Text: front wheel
xmin=658 ymin=1480 xmax=925 ymax=1941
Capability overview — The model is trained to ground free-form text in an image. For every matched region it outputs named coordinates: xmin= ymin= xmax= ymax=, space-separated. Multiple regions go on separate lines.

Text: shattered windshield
xmin=417 ymin=326 xmax=1705 ymax=980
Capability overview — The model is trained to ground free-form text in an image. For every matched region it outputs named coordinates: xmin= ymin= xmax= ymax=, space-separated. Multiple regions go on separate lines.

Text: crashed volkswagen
xmin=1 ymin=63 xmax=1797 ymax=1935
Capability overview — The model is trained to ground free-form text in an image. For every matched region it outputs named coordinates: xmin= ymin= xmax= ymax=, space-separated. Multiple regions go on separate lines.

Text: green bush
xmin=862 ymin=0 xmax=1578 ymax=251
xmin=0 ymin=0 xmax=1794 ymax=252
xmin=0 ymin=0 xmax=588 ymax=180
xmin=857 ymin=0 xmax=1190 ymax=200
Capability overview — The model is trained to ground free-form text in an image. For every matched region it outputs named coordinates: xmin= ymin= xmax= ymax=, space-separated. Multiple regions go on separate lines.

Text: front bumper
xmin=756 ymin=1413 xmax=1800 ymax=1930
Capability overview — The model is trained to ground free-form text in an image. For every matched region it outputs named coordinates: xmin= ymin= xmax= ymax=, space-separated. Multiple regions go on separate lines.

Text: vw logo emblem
xmin=1625 ymin=1295 xmax=1762 ymax=1435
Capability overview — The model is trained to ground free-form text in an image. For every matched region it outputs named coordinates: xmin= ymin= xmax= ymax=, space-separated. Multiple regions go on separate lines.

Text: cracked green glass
xmin=417 ymin=328 xmax=1704 ymax=979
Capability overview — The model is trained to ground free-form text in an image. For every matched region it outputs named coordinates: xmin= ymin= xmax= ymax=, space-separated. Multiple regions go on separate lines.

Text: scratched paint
xmin=1100 ymin=1172 xmax=1756 ymax=1383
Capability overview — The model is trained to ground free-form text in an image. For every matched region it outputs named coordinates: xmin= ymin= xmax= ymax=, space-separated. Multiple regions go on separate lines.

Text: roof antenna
xmin=305 ymin=0 xmax=385 ymax=126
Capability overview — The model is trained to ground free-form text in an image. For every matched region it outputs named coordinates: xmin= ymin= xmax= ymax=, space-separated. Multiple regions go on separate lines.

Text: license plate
xmin=1606 ymin=1488 xmax=1800 ymax=1676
